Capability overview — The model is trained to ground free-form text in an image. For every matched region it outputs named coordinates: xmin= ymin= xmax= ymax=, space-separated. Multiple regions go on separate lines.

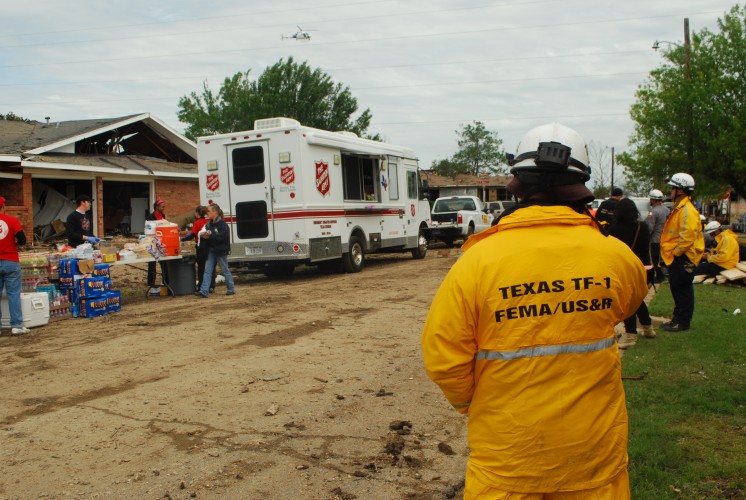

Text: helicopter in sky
xmin=282 ymin=26 xmax=314 ymax=41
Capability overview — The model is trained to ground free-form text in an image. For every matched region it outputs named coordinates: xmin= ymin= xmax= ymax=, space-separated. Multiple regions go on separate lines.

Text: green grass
xmin=624 ymin=284 xmax=746 ymax=499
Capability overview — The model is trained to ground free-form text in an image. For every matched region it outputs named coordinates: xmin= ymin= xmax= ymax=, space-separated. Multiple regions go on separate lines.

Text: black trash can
xmin=165 ymin=256 xmax=196 ymax=296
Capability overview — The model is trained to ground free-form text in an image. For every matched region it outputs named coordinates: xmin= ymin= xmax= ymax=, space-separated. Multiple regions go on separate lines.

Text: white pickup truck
xmin=429 ymin=195 xmax=494 ymax=246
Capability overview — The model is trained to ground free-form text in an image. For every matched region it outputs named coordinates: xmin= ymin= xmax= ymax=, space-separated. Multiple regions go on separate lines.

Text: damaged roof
xmin=0 ymin=113 xmax=196 ymax=168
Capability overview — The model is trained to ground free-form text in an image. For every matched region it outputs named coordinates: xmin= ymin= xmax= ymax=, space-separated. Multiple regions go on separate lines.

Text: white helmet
xmin=649 ymin=189 xmax=664 ymax=200
xmin=704 ymin=221 xmax=721 ymax=234
xmin=508 ymin=123 xmax=591 ymax=183
xmin=666 ymin=172 xmax=695 ymax=192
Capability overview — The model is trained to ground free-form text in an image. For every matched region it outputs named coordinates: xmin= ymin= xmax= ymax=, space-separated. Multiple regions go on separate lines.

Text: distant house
xmin=0 ymin=113 xmax=198 ymax=242
xmin=419 ymin=171 xmax=513 ymax=202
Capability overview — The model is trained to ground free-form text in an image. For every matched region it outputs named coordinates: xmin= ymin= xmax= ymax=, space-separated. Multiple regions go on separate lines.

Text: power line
xmin=0 ymin=0 xmax=562 ymax=50
xmin=0 ymin=9 xmax=726 ymax=70
xmin=0 ymin=49 xmax=646 ymax=88
xmin=0 ymin=70 xmax=645 ymax=107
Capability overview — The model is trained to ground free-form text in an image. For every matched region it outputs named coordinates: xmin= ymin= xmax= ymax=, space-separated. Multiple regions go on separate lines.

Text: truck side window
xmin=407 ymin=171 xmax=418 ymax=199
xmin=232 ymin=146 xmax=264 ymax=185
xmin=388 ymin=163 xmax=399 ymax=200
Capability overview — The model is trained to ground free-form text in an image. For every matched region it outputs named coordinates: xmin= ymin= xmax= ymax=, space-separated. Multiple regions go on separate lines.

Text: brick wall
xmin=154 ymin=179 xmax=200 ymax=221
xmin=2 ymin=174 xmax=33 ymax=236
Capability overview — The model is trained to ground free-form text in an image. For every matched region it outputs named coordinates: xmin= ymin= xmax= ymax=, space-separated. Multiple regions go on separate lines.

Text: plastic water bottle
xmin=71 ymin=302 xmax=79 ymax=318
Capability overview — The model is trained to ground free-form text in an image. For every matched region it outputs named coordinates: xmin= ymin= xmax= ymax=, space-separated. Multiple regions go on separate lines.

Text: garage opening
xmin=102 ymin=181 xmax=150 ymax=236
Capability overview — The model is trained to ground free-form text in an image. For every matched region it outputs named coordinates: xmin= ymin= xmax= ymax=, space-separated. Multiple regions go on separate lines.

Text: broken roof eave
xmin=23 ymin=113 xmax=197 ymax=160
xmin=0 ymin=154 xmax=22 ymax=162
xmin=20 ymin=159 xmax=198 ymax=180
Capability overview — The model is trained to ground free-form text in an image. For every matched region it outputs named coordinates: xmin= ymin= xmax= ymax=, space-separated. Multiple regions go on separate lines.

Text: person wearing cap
xmin=146 ymin=199 xmax=169 ymax=291
xmin=595 ymin=186 xmax=624 ymax=228
xmin=422 ymin=123 xmax=647 ymax=499
xmin=0 ymin=196 xmax=31 ymax=336
xmin=694 ymin=221 xmax=740 ymax=278
xmin=660 ymin=173 xmax=705 ymax=332
xmin=65 ymin=194 xmax=100 ymax=247
xmin=646 ymin=189 xmax=670 ymax=283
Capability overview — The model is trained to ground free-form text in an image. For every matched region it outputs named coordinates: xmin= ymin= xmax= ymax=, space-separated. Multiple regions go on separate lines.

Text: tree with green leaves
xmin=0 ymin=112 xmax=32 ymax=122
xmin=431 ymin=121 xmax=507 ymax=176
xmin=177 ymin=57 xmax=374 ymax=140
xmin=621 ymin=5 xmax=746 ymax=200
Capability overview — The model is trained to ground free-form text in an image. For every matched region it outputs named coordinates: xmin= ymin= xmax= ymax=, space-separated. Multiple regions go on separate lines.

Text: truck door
xmin=226 ymin=142 xmax=274 ymax=242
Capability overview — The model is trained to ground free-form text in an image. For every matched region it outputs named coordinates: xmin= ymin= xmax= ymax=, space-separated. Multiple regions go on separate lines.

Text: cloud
xmin=0 ymin=0 xmax=735 ymax=167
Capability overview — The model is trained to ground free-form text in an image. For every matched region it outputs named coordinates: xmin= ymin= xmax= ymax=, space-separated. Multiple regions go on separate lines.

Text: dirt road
xmin=0 ymin=249 xmax=468 ymax=499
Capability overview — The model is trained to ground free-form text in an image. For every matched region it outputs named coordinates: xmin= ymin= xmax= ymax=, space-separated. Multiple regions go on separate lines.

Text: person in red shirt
xmin=146 ymin=199 xmax=169 ymax=290
xmin=0 ymin=196 xmax=30 ymax=336
xmin=180 ymin=205 xmax=215 ymax=292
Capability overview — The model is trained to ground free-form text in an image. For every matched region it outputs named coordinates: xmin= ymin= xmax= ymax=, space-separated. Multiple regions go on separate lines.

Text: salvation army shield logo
xmin=280 ymin=166 xmax=295 ymax=185
xmin=315 ymin=161 xmax=330 ymax=197
xmin=206 ymin=174 xmax=220 ymax=192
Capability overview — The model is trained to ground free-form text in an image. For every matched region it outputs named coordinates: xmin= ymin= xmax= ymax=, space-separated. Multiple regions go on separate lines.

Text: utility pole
xmin=684 ymin=17 xmax=694 ymax=174
xmin=610 ymin=146 xmax=615 ymax=194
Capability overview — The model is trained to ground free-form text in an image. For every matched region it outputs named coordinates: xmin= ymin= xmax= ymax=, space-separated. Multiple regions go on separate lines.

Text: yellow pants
xmin=464 ymin=468 xmax=629 ymax=500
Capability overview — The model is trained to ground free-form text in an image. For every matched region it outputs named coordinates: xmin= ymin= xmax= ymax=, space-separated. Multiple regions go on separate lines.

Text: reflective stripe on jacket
xmin=660 ymin=197 xmax=704 ymax=266
xmin=708 ymin=229 xmax=739 ymax=269
xmin=422 ymin=205 xmax=648 ymax=493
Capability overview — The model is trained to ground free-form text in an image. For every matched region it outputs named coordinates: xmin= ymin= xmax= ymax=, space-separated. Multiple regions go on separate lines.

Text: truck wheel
xmin=411 ymin=230 xmax=428 ymax=259
xmin=343 ymin=235 xmax=365 ymax=273
xmin=467 ymin=223 xmax=475 ymax=236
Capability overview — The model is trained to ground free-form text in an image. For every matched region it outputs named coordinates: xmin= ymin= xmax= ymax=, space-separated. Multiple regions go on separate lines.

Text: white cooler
xmin=1 ymin=292 xmax=50 ymax=329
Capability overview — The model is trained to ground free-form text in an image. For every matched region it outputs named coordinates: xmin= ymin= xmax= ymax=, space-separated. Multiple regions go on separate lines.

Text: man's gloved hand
xmin=88 ymin=236 xmax=101 ymax=244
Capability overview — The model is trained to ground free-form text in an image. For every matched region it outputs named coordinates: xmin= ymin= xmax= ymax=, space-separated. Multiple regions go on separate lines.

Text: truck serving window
xmin=342 ymin=155 xmax=379 ymax=201
xmin=232 ymin=146 xmax=264 ymax=185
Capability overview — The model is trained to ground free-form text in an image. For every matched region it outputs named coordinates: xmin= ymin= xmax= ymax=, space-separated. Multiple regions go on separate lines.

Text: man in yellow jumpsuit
xmin=422 ymin=123 xmax=648 ymax=499
xmin=694 ymin=221 xmax=739 ymax=278
xmin=659 ymin=173 xmax=704 ymax=332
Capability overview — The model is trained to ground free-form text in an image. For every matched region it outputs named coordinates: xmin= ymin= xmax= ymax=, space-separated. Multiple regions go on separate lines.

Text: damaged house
xmin=0 ymin=113 xmax=198 ymax=243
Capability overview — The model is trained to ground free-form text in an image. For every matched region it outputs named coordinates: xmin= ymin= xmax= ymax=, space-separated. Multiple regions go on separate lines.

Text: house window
xmin=232 ymin=146 xmax=264 ymax=185
xmin=342 ymin=155 xmax=379 ymax=201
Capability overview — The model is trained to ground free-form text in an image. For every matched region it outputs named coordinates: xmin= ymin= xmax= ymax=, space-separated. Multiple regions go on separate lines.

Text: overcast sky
xmin=0 ymin=0 xmax=738 ymax=179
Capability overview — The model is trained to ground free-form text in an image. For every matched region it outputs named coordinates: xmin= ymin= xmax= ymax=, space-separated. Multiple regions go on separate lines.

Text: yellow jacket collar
xmin=461 ymin=205 xmax=599 ymax=251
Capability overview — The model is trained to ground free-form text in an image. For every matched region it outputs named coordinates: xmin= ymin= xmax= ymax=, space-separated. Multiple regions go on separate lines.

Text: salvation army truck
xmin=196 ymin=117 xmax=432 ymax=275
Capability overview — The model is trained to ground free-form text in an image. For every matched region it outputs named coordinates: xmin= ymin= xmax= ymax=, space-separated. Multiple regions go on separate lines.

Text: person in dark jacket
xmin=146 ymin=199 xmax=169 ymax=290
xmin=66 ymin=195 xmax=101 ymax=247
xmin=596 ymin=187 xmax=624 ymax=229
xmin=180 ymin=205 xmax=215 ymax=292
xmin=195 ymin=203 xmax=235 ymax=298
xmin=607 ymin=198 xmax=655 ymax=348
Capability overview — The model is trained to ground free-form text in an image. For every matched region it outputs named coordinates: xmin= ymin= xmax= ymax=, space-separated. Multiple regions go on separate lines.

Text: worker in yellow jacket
xmin=659 ymin=173 xmax=704 ymax=332
xmin=694 ymin=221 xmax=739 ymax=277
xmin=422 ymin=123 xmax=648 ymax=499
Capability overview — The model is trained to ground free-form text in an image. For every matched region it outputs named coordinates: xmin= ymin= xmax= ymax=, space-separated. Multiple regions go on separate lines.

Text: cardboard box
xmin=92 ymin=264 xmax=110 ymax=279
xmin=60 ymin=258 xmax=95 ymax=277
xmin=76 ymin=276 xmax=111 ymax=298
xmin=106 ymin=290 xmax=122 ymax=313
xmin=79 ymin=296 xmax=108 ymax=318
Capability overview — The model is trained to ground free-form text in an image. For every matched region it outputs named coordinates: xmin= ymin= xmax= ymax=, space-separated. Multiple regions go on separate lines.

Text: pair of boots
xmin=618 ymin=324 xmax=656 ymax=349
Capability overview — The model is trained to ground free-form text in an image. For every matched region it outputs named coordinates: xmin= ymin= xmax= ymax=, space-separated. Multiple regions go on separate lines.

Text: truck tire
xmin=411 ymin=229 xmax=428 ymax=259
xmin=467 ymin=223 xmax=475 ymax=236
xmin=343 ymin=235 xmax=365 ymax=273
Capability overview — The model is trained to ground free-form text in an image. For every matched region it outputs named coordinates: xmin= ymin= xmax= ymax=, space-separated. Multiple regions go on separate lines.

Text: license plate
xmin=245 ymin=247 xmax=263 ymax=256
